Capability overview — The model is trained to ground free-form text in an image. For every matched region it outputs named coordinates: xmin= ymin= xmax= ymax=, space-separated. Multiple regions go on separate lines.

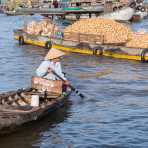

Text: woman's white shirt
xmin=36 ymin=60 xmax=66 ymax=81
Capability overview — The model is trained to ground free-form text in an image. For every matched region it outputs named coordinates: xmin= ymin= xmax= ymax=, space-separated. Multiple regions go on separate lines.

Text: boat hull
xmin=14 ymin=30 xmax=148 ymax=62
xmin=52 ymin=44 xmax=148 ymax=61
xmin=0 ymin=88 xmax=71 ymax=134
xmin=14 ymin=29 xmax=51 ymax=48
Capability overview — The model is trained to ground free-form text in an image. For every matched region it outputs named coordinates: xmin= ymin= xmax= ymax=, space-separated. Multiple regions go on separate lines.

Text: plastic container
xmin=31 ymin=95 xmax=39 ymax=107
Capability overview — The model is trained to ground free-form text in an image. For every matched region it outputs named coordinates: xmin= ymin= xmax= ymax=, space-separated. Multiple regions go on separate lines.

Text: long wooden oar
xmin=50 ymin=70 xmax=85 ymax=99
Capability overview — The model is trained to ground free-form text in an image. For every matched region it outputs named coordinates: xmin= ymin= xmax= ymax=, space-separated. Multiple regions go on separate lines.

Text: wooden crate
xmin=64 ymin=32 xmax=104 ymax=45
xmin=64 ymin=32 xmax=79 ymax=42
xmin=32 ymin=76 xmax=62 ymax=95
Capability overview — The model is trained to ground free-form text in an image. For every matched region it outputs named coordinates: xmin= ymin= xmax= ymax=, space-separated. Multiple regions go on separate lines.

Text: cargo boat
xmin=14 ymin=29 xmax=148 ymax=62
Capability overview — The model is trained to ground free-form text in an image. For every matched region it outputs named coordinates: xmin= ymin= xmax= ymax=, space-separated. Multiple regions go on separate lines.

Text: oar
xmin=50 ymin=70 xmax=85 ymax=99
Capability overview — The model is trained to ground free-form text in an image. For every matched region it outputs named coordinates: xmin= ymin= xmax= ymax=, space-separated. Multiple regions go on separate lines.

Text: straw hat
xmin=45 ymin=48 xmax=65 ymax=60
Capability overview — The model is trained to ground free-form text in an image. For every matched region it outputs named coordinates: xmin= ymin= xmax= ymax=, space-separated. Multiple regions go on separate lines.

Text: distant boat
xmin=99 ymin=7 xmax=135 ymax=21
xmin=131 ymin=8 xmax=148 ymax=22
xmin=134 ymin=11 xmax=148 ymax=19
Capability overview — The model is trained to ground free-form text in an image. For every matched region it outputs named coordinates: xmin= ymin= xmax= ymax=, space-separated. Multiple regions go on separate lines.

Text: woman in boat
xmin=36 ymin=48 xmax=69 ymax=87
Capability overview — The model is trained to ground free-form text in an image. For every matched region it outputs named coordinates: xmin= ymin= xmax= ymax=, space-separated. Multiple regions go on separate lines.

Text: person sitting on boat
xmin=36 ymin=48 xmax=69 ymax=90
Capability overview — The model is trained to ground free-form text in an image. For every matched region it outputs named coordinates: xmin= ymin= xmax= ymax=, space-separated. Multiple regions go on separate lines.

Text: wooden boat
xmin=0 ymin=77 xmax=71 ymax=134
xmin=14 ymin=29 xmax=148 ymax=62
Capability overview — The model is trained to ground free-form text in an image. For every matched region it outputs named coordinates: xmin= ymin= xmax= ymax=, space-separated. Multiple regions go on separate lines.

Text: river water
xmin=0 ymin=14 xmax=148 ymax=148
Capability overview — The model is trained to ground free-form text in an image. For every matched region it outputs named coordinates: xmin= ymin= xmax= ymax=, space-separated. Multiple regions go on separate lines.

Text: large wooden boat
xmin=0 ymin=77 xmax=71 ymax=134
xmin=14 ymin=29 xmax=148 ymax=62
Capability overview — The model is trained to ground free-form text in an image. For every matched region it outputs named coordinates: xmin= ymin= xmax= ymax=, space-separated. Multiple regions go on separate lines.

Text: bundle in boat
xmin=24 ymin=19 xmax=59 ymax=37
xmin=126 ymin=32 xmax=148 ymax=49
xmin=64 ymin=18 xmax=132 ymax=45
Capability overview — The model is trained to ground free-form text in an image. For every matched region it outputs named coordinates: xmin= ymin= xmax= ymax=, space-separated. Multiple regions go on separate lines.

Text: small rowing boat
xmin=0 ymin=77 xmax=71 ymax=134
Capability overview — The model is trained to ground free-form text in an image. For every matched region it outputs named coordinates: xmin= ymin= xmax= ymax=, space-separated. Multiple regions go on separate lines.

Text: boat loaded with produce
xmin=14 ymin=17 xmax=148 ymax=62
xmin=14 ymin=17 xmax=62 ymax=49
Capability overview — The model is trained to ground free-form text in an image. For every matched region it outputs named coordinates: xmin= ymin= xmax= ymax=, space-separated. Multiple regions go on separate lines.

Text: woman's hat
xmin=45 ymin=48 xmax=65 ymax=60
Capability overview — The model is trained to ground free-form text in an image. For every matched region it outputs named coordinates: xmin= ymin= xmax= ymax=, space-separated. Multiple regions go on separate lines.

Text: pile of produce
xmin=126 ymin=31 xmax=148 ymax=49
xmin=24 ymin=19 xmax=59 ymax=37
xmin=64 ymin=18 xmax=132 ymax=44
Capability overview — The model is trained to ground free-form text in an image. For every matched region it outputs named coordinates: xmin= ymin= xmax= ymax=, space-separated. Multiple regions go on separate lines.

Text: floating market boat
xmin=65 ymin=7 xmax=135 ymax=21
xmin=0 ymin=77 xmax=71 ymax=134
xmin=14 ymin=28 xmax=148 ymax=62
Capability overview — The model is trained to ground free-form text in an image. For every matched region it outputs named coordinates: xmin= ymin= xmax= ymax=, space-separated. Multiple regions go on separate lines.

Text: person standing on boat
xmin=36 ymin=48 xmax=69 ymax=85
xmin=53 ymin=0 xmax=59 ymax=8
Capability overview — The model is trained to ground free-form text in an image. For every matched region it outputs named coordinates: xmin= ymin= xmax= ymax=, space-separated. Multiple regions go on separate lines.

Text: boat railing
xmin=63 ymin=32 xmax=104 ymax=45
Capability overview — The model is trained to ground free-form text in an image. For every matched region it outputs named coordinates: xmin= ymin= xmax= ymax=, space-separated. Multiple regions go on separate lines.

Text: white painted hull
xmin=99 ymin=7 xmax=135 ymax=21
xmin=135 ymin=11 xmax=148 ymax=19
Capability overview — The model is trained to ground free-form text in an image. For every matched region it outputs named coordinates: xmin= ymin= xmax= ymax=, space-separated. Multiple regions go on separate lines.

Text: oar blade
xmin=79 ymin=93 xmax=85 ymax=99
xmin=74 ymin=89 xmax=85 ymax=98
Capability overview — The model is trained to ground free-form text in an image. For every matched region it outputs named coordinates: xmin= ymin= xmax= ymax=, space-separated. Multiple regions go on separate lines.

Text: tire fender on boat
xmin=92 ymin=46 xmax=103 ymax=55
xmin=76 ymin=14 xmax=80 ymax=20
xmin=45 ymin=41 xmax=52 ymax=49
xmin=136 ymin=5 xmax=143 ymax=11
xmin=113 ymin=7 xmax=118 ymax=12
xmin=136 ymin=0 xmax=144 ymax=4
xmin=140 ymin=6 xmax=146 ymax=12
xmin=18 ymin=36 xmax=25 ymax=45
xmin=141 ymin=49 xmax=148 ymax=62
xmin=129 ymin=2 xmax=136 ymax=8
